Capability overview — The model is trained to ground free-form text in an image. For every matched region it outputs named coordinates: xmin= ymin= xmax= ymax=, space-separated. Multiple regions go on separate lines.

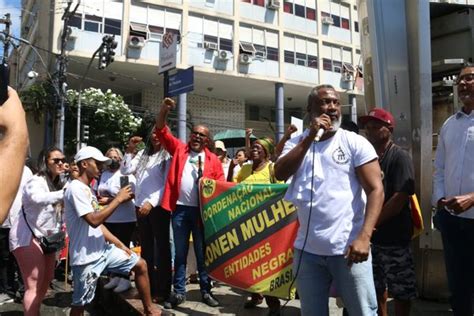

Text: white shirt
xmin=433 ymin=109 xmax=474 ymax=218
xmin=64 ymin=180 xmax=107 ymax=266
xmin=177 ymin=151 xmax=205 ymax=207
xmin=281 ymin=129 xmax=377 ymax=256
xmin=121 ymin=149 xmax=170 ymax=208
xmin=9 ymin=175 xmax=64 ymax=251
xmin=3 ymin=166 xmax=33 ymax=229
xmin=97 ymin=170 xmax=137 ymax=223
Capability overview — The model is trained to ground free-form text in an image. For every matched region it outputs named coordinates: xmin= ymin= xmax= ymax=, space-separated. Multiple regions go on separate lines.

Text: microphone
xmin=314 ymin=128 xmax=325 ymax=142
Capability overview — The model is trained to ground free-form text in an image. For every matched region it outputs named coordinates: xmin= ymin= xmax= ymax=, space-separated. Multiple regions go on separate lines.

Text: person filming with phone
xmin=274 ymin=84 xmax=384 ymax=315
xmin=97 ymin=147 xmax=137 ymax=293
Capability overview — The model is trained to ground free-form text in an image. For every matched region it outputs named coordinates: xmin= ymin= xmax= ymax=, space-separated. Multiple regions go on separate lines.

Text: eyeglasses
xmin=191 ymin=131 xmax=208 ymax=138
xmin=51 ymin=158 xmax=66 ymax=164
xmin=457 ymin=74 xmax=474 ymax=84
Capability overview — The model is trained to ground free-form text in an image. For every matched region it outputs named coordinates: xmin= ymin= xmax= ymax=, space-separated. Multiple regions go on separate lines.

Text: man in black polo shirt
xmin=359 ymin=108 xmax=417 ymax=316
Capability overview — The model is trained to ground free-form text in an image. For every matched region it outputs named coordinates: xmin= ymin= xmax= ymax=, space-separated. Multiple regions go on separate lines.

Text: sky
xmin=0 ymin=0 xmax=22 ymax=58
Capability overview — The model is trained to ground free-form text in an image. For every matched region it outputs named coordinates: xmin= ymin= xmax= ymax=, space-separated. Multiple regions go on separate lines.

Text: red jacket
xmin=155 ymin=125 xmax=224 ymax=211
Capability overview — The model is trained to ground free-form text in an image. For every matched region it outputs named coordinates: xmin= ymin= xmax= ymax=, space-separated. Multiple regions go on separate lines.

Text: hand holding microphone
xmin=311 ymin=114 xmax=332 ymax=142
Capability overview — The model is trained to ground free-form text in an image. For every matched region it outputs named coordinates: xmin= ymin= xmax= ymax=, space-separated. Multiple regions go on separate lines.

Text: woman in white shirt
xmin=9 ymin=147 xmax=66 ymax=316
xmin=121 ymin=132 xmax=172 ymax=304
xmin=98 ymin=147 xmax=137 ymax=293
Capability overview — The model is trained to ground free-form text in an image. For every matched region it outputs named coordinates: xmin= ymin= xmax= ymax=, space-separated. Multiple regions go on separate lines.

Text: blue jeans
xmin=172 ymin=205 xmax=211 ymax=296
xmin=294 ymin=249 xmax=377 ymax=316
xmin=433 ymin=209 xmax=474 ymax=315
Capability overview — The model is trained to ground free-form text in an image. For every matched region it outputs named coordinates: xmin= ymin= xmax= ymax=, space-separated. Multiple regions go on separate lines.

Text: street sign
xmin=168 ymin=67 xmax=194 ymax=97
xmin=158 ymin=32 xmax=178 ymax=74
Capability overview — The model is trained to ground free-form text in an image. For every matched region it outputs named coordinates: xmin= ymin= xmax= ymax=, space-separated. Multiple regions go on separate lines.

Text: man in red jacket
xmin=155 ymin=98 xmax=224 ymax=309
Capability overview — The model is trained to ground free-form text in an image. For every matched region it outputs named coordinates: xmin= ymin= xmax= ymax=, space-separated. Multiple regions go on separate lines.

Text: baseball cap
xmin=74 ymin=146 xmax=111 ymax=165
xmin=214 ymin=140 xmax=227 ymax=152
xmin=359 ymin=108 xmax=395 ymax=128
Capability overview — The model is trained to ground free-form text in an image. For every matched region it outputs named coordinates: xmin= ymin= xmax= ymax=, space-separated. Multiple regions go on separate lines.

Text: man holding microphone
xmin=274 ymin=84 xmax=384 ymax=315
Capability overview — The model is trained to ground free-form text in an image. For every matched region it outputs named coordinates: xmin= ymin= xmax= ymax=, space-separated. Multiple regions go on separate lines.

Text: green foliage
xmin=19 ymin=81 xmax=56 ymax=124
xmin=65 ymin=88 xmax=142 ymax=154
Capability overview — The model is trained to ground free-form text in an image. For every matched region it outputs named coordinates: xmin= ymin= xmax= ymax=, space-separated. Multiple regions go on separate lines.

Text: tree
xmin=20 ymin=81 xmax=56 ymax=124
xmin=65 ymin=88 xmax=142 ymax=154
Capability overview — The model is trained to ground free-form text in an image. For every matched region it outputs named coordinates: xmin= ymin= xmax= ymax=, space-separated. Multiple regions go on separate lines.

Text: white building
xmin=16 ymin=0 xmax=365 ymax=156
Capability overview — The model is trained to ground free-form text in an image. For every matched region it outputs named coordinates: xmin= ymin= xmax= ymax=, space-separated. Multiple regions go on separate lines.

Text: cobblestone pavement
xmin=0 ymin=279 xmax=454 ymax=316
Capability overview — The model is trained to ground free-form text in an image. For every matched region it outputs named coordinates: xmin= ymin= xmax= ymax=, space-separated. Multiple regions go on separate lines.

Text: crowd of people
xmin=0 ymin=64 xmax=472 ymax=316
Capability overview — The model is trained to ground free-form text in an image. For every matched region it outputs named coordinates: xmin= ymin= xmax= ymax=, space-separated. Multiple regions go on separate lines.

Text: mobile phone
xmin=120 ymin=175 xmax=129 ymax=188
xmin=0 ymin=62 xmax=9 ymax=105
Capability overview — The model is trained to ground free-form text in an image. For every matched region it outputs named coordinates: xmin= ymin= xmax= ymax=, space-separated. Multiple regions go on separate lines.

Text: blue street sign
xmin=168 ymin=67 xmax=194 ymax=97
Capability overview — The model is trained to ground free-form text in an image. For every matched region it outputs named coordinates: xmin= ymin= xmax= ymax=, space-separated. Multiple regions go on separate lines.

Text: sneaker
xmin=202 ymin=293 xmax=219 ymax=307
xmin=104 ymin=276 xmax=120 ymax=290
xmin=167 ymin=293 xmax=186 ymax=308
xmin=113 ymin=278 xmax=131 ymax=293
xmin=244 ymin=296 xmax=263 ymax=309
xmin=0 ymin=293 xmax=14 ymax=305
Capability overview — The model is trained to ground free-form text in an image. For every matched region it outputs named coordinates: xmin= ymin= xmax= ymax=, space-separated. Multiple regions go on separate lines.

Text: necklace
xmin=378 ymin=141 xmax=393 ymax=165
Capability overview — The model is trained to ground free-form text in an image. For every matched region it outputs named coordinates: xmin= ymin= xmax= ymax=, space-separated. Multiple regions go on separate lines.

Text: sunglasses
xmin=51 ymin=158 xmax=66 ymax=164
xmin=457 ymin=74 xmax=474 ymax=84
xmin=192 ymin=131 xmax=208 ymax=138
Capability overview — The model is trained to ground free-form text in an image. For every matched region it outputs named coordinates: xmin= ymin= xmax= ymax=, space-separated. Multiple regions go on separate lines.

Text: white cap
xmin=215 ymin=140 xmax=226 ymax=151
xmin=74 ymin=146 xmax=111 ymax=164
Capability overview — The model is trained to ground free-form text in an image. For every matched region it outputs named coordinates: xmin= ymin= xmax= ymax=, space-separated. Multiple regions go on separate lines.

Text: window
xmin=333 ymin=60 xmax=342 ymax=73
xmin=148 ymin=25 xmax=164 ymax=41
xmin=240 ymin=41 xmax=256 ymax=54
xmin=204 ymin=35 xmax=218 ymax=44
xmin=341 ymin=18 xmax=350 ymax=30
xmin=306 ymin=8 xmax=316 ymax=21
xmin=284 ymin=50 xmax=295 ymax=63
xmin=104 ymin=18 xmax=121 ymax=35
xmin=354 ymin=21 xmax=359 ymax=32
xmin=323 ymin=58 xmax=332 ymax=71
xmin=254 ymin=44 xmax=267 ymax=59
xmin=283 ymin=1 xmax=293 ymax=13
xmin=294 ymin=4 xmax=305 ymax=18
xmin=308 ymin=55 xmax=318 ymax=68
xmin=253 ymin=0 xmax=265 ymax=6
xmin=219 ymin=38 xmax=233 ymax=52
xmin=331 ymin=15 xmax=340 ymax=27
xmin=84 ymin=15 xmax=102 ymax=33
xmin=249 ymin=105 xmax=260 ymax=121
xmin=267 ymin=47 xmax=278 ymax=61
xmin=68 ymin=14 xmax=82 ymax=28
xmin=295 ymin=52 xmax=307 ymax=66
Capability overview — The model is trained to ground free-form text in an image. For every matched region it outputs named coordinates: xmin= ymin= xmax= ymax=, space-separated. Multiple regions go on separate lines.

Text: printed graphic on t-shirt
xmin=332 ymin=146 xmax=349 ymax=164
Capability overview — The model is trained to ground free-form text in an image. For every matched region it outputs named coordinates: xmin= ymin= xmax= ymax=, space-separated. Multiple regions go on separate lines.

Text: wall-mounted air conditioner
xmin=239 ymin=53 xmax=252 ymax=64
xmin=267 ymin=0 xmax=280 ymax=10
xmin=342 ymin=72 xmax=353 ymax=82
xmin=128 ymin=35 xmax=145 ymax=48
xmin=322 ymin=16 xmax=334 ymax=25
xmin=218 ymin=50 xmax=232 ymax=60
xmin=204 ymin=41 xmax=218 ymax=50
xmin=67 ymin=27 xmax=79 ymax=39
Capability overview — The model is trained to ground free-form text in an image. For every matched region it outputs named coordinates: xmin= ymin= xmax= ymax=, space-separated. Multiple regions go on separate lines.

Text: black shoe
xmin=202 ymin=293 xmax=219 ymax=307
xmin=244 ymin=297 xmax=263 ymax=309
xmin=163 ymin=300 xmax=173 ymax=309
xmin=168 ymin=293 xmax=186 ymax=308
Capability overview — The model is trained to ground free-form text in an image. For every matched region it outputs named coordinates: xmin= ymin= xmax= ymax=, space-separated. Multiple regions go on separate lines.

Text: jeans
xmin=172 ymin=205 xmax=211 ymax=296
xmin=137 ymin=206 xmax=171 ymax=299
xmin=433 ymin=209 xmax=474 ymax=315
xmin=294 ymin=248 xmax=377 ymax=316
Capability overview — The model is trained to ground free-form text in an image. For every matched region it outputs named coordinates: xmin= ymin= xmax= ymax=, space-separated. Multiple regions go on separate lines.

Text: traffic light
xmin=82 ymin=124 xmax=90 ymax=142
xmin=97 ymin=35 xmax=118 ymax=69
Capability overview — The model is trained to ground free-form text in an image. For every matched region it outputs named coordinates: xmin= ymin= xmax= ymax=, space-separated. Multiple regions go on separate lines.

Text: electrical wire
xmin=281 ymin=140 xmax=316 ymax=315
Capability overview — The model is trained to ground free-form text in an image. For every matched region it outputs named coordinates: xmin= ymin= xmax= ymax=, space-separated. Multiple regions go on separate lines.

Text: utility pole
xmin=0 ymin=13 xmax=11 ymax=63
xmin=55 ymin=0 xmax=79 ymax=151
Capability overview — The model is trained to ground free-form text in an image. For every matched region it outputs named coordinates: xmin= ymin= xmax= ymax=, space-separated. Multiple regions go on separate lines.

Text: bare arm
xmin=376 ymin=192 xmax=408 ymax=226
xmin=346 ymin=160 xmax=384 ymax=264
xmin=155 ymin=97 xmax=175 ymax=129
xmin=82 ymin=185 xmax=133 ymax=228
xmin=0 ymin=88 xmax=29 ymax=224
xmin=274 ymin=124 xmax=297 ymax=159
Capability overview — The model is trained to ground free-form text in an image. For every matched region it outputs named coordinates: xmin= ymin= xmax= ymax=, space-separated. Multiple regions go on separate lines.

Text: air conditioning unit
xmin=128 ymin=35 xmax=145 ymax=48
xmin=239 ymin=53 xmax=252 ymax=65
xmin=322 ymin=16 xmax=334 ymax=25
xmin=267 ymin=0 xmax=280 ymax=10
xmin=342 ymin=72 xmax=353 ymax=82
xmin=67 ymin=27 xmax=80 ymax=39
xmin=204 ymin=41 xmax=218 ymax=50
xmin=217 ymin=50 xmax=232 ymax=60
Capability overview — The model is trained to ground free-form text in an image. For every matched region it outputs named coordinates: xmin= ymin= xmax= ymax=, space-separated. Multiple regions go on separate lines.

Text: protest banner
xmin=200 ymin=178 xmax=298 ymax=299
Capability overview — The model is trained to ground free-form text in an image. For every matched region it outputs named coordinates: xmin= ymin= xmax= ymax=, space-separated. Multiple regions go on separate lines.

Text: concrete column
xmin=275 ymin=83 xmax=284 ymax=142
xmin=348 ymin=93 xmax=357 ymax=123
xmin=178 ymin=93 xmax=187 ymax=142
